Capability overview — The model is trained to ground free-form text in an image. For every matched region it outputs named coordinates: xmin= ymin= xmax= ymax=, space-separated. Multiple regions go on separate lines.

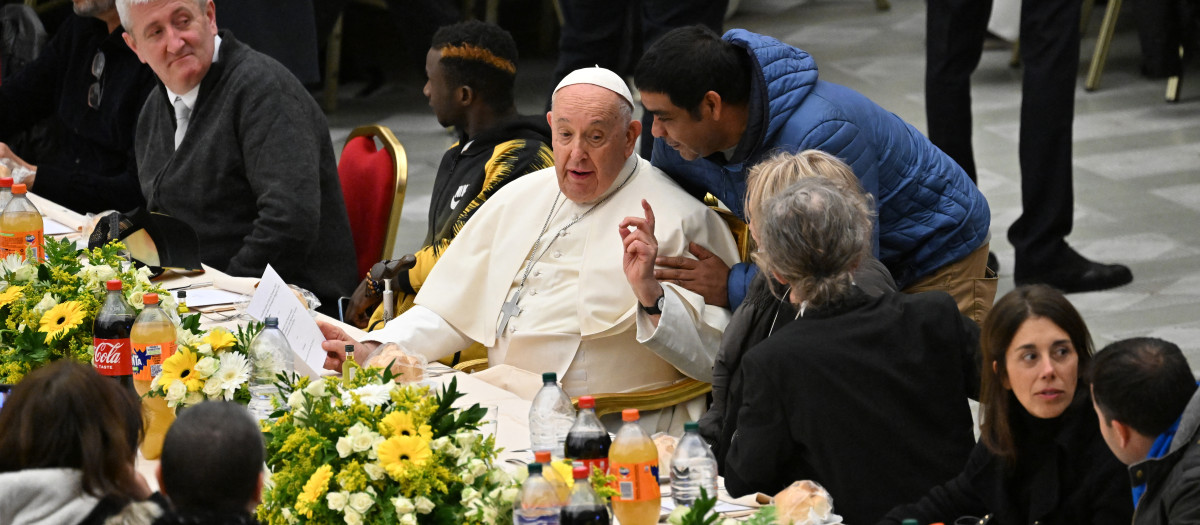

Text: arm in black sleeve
xmin=878 ymin=442 xmax=991 ymax=525
xmin=724 ymin=351 xmax=793 ymax=497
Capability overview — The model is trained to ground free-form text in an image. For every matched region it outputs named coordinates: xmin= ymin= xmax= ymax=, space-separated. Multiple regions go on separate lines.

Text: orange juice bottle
xmin=0 ymin=183 xmax=43 ymax=261
xmin=608 ymin=408 xmax=660 ymax=525
xmin=131 ymin=293 xmax=177 ymax=459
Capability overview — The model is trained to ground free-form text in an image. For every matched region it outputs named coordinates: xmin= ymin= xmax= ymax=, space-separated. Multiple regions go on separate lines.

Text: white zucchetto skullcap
xmin=553 ymin=66 xmax=634 ymax=107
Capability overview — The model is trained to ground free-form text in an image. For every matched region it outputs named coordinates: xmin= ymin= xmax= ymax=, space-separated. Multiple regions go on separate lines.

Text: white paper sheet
xmin=244 ymin=265 xmax=326 ymax=379
xmin=44 ymin=218 xmax=74 ymax=235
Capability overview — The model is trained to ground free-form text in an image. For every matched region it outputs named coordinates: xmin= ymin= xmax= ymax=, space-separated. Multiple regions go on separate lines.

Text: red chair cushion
xmin=338 ymin=135 xmax=396 ymax=278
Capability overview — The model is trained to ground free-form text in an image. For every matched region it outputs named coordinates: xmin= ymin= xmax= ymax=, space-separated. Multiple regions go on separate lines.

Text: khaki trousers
xmin=901 ymin=243 xmax=998 ymax=324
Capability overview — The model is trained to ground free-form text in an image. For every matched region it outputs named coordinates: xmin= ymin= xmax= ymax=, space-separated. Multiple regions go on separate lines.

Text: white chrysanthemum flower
xmin=194 ymin=356 xmax=219 ymax=378
xmin=326 ymin=491 xmax=349 ymax=511
xmin=397 ymin=513 xmax=417 ymax=525
xmin=32 ymin=293 xmax=57 ymax=316
xmin=0 ymin=253 xmax=28 ymax=273
xmin=348 ymin=492 xmax=373 ymax=515
xmin=213 ymin=352 xmax=251 ymax=399
xmin=305 ymin=378 xmax=328 ymax=397
xmin=348 ymin=383 xmax=391 ymax=407
xmin=413 ymin=496 xmax=434 ymax=514
xmin=392 ymin=496 xmax=415 ymax=515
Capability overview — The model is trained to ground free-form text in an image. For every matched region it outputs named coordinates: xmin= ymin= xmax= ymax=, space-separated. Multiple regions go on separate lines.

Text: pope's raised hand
xmin=618 ymin=199 xmax=663 ymax=309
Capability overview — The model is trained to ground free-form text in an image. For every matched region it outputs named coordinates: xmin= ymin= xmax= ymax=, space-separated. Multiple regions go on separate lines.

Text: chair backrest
xmin=338 ymin=124 xmax=407 ymax=278
xmin=704 ymin=193 xmax=753 ymax=262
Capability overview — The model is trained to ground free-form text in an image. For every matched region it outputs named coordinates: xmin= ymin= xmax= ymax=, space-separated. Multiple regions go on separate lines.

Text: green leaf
xmin=679 ymin=487 xmax=720 ymax=525
xmin=179 ymin=313 xmax=203 ymax=334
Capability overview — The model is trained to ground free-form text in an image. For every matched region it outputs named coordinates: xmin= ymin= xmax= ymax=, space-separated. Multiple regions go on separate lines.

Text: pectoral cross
xmin=497 ymin=291 xmax=522 ymax=339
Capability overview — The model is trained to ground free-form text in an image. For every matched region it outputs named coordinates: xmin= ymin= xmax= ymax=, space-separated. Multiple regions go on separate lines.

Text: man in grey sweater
xmin=118 ymin=0 xmax=356 ymax=311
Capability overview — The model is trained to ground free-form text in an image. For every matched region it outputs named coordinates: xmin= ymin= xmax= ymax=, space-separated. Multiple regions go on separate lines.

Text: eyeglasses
xmin=87 ymin=51 xmax=105 ymax=109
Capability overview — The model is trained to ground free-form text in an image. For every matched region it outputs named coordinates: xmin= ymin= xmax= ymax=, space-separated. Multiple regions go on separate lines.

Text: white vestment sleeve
xmin=634 ymin=281 xmax=730 ymax=383
xmin=361 ymin=305 xmax=475 ymax=364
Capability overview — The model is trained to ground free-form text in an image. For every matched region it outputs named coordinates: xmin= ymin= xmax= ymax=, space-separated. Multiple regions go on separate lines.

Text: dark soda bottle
xmin=92 ymin=279 xmax=136 ymax=394
xmin=560 ymin=464 xmax=610 ymax=525
xmin=565 ymin=395 xmax=611 ymax=474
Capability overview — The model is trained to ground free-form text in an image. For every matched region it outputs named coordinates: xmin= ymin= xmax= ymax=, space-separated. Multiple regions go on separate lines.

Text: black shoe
xmin=986 ymin=252 xmax=1000 ymax=275
xmin=1014 ymin=258 xmax=1133 ymax=293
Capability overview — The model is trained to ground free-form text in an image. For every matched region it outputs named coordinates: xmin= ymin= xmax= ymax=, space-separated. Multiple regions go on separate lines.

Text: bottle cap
xmin=621 ymin=408 xmax=639 ymax=422
xmin=684 ymin=421 xmax=699 ymax=432
xmin=344 ymin=344 xmax=354 ymax=354
xmin=11 ymin=183 xmax=26 ymax=194
xmin=573 ymin=465 xmax=588 ymax=480
xmin=534 ymin=450 xmax=552 ymax=463
xmin=542 ymin=372 xmax=557 ymax=383
xmin=143 ymin=293 xmax=159 ymax=305
xmin=900 ymin=520 xmax=919 ymax=525
xmin=177 ymin=290 xmax=187 ymax=299
xmin=265 ymin=316 xmax=279 ymax=327
xmin=578 ymin=395 xmax=595 ymax=409
xmin=0 ymin=177 xmax=12 ymax=188
xmin=105 ymin=279 xmax=122 ymax=291
xmin=527 ymin=463 xmax=543 ymax=475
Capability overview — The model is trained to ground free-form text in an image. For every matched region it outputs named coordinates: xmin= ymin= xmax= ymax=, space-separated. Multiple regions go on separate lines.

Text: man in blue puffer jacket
xmin=635 ymin=25 xmax=994 ymax=323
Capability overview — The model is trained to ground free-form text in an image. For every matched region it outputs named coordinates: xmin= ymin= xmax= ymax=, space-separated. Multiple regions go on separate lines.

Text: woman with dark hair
xmin=0 ymin=361 xmax=166 ymax=524
xmin=723 ymin=177 xmax=980 ymax=525
xmin=879 ymin=285 xmax=1134 ymax=524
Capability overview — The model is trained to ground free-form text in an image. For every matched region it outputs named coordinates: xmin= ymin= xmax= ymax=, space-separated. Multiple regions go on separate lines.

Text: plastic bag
xmin=772 ymin=480 xmax=841 ymax=525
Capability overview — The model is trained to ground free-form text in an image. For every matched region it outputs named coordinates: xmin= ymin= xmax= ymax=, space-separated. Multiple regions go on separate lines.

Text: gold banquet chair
xmin=576 ymin=195 xmax=752 ymax=416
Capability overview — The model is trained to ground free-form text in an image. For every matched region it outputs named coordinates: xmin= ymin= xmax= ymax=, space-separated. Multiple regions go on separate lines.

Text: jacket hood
xmin=0 ymin=468 xmax=99 ymax=525
xmin=458 ymin=114 xmax=551 ymax=156
xmin=722 ymin=29 xmax=819 ymax=162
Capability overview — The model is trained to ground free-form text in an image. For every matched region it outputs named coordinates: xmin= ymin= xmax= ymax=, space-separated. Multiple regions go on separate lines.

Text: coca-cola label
xmin=93 ymin=338 xmax=132 ymax=376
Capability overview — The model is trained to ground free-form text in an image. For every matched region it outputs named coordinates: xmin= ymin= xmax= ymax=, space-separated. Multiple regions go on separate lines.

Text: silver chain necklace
xmin=496 ymin=159 xmax=637 ymax=338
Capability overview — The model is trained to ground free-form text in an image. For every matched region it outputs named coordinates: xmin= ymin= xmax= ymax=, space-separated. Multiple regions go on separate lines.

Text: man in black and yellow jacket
xmin=346 ymin=21 xmax=553 ymax=336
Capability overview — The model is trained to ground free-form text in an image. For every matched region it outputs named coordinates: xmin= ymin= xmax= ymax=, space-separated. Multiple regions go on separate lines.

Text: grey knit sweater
xmin=134 ymin=32 xmax=356 ymax=309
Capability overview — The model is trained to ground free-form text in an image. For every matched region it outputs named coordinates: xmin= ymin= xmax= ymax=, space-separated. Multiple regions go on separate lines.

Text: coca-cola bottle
xmin=93 ymin=279 xmax=136 ymax=394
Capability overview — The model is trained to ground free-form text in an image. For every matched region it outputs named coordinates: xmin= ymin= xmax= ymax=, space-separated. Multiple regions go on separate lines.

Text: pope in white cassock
xmin=320 ymin=66 xmax=740 ymax=431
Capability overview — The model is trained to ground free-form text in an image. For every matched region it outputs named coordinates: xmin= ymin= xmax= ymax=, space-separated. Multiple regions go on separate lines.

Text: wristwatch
xmin=640 ymin=293 xmax=665 ymax=315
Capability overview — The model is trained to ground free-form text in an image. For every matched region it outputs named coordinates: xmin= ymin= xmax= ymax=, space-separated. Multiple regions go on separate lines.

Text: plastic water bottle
xmin=247 ymin=317 xmax=293 ymax=420
xmin=513 ymin=463 xmax=563 ymax=524
xmin=529 ymin=372 xmax=575 ymax=457
xmin=670 ymin=421 xmax=719 ymax=507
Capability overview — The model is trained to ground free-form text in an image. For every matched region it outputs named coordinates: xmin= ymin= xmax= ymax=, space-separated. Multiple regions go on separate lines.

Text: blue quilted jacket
xmin=652 ymin=29 xmax=990 ymax=291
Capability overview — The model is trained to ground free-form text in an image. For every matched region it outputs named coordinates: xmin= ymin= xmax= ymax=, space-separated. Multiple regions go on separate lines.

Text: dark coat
xmin=0 ymin=15 xmax=154 ymax=213
xmin=724 ymin=289 xmax=980 ymax=525
xmin=134 ymin=32 xmax=356 ymax=311
xmin=1130 ymin=388 xmax=1200 ymax=525
xmin=698 ymin=260 xmax=899 ymax=469
xmin=880 ymin=391 xmax=1134 ymax=525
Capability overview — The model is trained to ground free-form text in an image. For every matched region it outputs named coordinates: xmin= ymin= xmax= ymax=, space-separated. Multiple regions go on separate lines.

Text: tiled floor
xmin=325 ymin=0 xmax=1200 ymax=369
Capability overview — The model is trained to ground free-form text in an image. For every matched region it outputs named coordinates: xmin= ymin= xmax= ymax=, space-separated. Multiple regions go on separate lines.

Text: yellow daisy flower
xmin=159 ymin=347 xmax=204 ymax=392
xmin=377 ymin=434 xmax=432 ymax=479
xmin=380 ymin=410 xmax=432 ymax=439
xmin=201 ymin=328 xmax=237 ymax=350
xmin=0 ymin=285 xmax=23 ymax=308
xmin=295 ymin=464 xmax=333 ymax=518
xmin=39 ymin=301 xmax=86 ymax=343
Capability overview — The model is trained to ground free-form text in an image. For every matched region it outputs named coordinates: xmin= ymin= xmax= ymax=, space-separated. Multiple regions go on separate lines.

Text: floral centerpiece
xmin=258 ymin=369 xmax=520 ymax=525
xmin=145 ymin=320 xmax=263 ymax=410
xmin=0 ymin=238 xmax=176 ymax=383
